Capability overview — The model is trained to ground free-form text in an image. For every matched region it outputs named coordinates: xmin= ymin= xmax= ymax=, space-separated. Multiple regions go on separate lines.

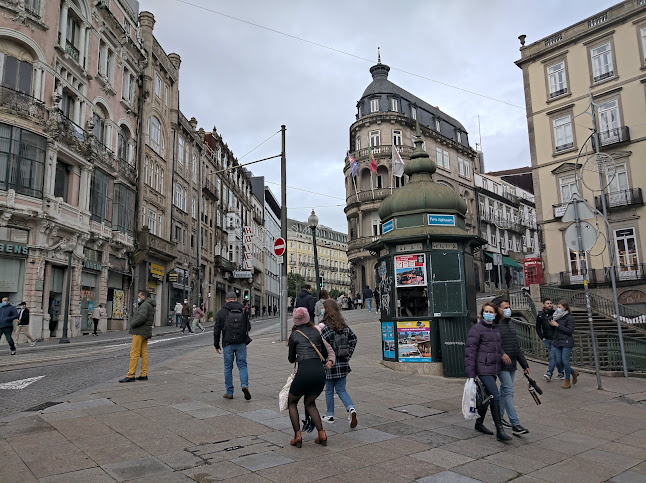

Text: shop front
xmin=107 ymin=254 xmax=130 ymax=331
xmin=0 ymin=229 xmax=29 ymax=304
xmin=169 ymin=267 xmax=188 ymax=309
xmin=80 ymin=259 xmax=102 ymax=334
xmin=148 ymin=262 xmax=165 ymax=327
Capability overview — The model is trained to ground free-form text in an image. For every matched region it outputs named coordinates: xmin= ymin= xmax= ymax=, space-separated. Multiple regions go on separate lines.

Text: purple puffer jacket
xmin=464 ymin=319 xmax=504 ymax=379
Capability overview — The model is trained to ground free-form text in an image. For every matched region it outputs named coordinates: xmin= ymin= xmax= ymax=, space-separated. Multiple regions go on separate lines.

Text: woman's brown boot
xmin=314 ymin=429 xmax=327 ymax=446
xmin=562 ymin=379 xmax=571 ymax=389
xmin=290 ymin=431 xmax=302 ymax=448
xmin=572 ymin=370 xmax=579 ymax=385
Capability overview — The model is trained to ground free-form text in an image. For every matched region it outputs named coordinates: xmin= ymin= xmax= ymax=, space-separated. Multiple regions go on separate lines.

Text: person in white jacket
xmin=174 ymin=302 xmax=183 ymax=327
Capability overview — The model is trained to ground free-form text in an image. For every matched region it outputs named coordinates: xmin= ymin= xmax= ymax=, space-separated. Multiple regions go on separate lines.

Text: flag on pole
xmin=392 ymin=145 xmax=405 ymax=178
xmin=368 ymin=146 xmax=377 ymax=173
xmin=348 ymin=152 xmax=358 ymax=178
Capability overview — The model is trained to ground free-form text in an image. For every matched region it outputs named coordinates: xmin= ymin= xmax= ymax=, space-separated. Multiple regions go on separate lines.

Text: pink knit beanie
xmin=292 ymin=307 xmax=310 ymax=326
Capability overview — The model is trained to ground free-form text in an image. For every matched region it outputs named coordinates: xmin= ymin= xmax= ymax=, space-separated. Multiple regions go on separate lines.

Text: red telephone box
xmin=523 ymin=258 xmax=545 ymax=286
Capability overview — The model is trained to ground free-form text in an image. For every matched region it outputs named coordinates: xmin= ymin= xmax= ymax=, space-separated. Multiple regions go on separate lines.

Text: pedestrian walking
xmin=181 ymin=299 xmax=193 ymax=333
xmin=287 ymin=307 xmax=332 ymax=448
xmin=550 ymin=300 xmax=579 ymax=389
xmin=296 ymin=284 xmax=317 ymax=322
xmin=320 ymin=300 xmax=358 ymax=427
xmin=505 ymin=269 xmax=512 ymax=289
xmin=0 ymin=297 xmax=18 ymax=355
xmin=495 ymin=299 xmax=530 ymax=435
xmin=464 ymin=302 xmax=512 ymax=442
xmin=174 ymin=301 xmax=183 ymax=327
xmin=14 ymin=302 xmax=36 ymax=346
xmin=192 ymin=304 xmax=205 ymax=332
xmin=314 ymin=289 xmax=330 ymax=323
xmin=273 ymin=305 xmax=278 ymax=317
xmin=373 ymin=287 xmax=380 ymax=312
xmin=119 ymin=291 xmax=155 ymax=382
xmin=363 ymin=285 xmax=373 ymax=312
xmin=91 ymin=303 xmax=107 ymax=336
xmin=262 ymin=305 xmax=267 ymax=316
xmin=536 ymin=297 xmax=564 ymax=381
xmin=214 ymin=292 xmax=252 ymax=400
xmin=250 ymin=305 xmax=256 ymax=318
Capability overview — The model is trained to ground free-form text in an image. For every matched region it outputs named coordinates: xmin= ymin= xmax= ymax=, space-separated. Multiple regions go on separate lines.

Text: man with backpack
xmin=214 ymin=292 xmax=252 ymax=400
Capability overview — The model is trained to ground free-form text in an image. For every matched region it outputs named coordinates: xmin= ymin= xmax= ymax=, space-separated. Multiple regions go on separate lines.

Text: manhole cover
xmin=26 ymin=401 xmax=62 ymax=412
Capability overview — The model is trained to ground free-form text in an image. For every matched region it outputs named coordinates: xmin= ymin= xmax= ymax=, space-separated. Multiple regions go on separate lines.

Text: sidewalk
xmin=2 ymin=310 xmax=646 ymax=482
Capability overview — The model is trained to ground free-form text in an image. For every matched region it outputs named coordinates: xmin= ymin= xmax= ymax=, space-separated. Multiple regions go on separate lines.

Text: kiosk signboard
xmin=397 ymin=321 xmax=432 ymax=362
xmin=395 ymin=254 xmax=427 ymax=287
xmin=382 ymin=322 xmax=395 ymax=360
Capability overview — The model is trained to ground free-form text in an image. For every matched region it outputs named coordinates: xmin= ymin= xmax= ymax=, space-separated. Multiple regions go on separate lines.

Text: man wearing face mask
xmin=0 ymin=297 xmax=19 ymax=355
xmin=536 ymin=298 xmax=564 ymax=381
xmin=119 ymin=291 xmax=155 ymax=383
xmin=495 ymin=299 xmax=530 ymax=436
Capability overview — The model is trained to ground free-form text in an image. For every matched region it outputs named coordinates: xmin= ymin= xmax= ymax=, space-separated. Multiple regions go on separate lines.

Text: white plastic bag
xmin=279 ymin=371 xmax=296 ymax=412
xmin=462 ymin=378 xmax=478 ymax=420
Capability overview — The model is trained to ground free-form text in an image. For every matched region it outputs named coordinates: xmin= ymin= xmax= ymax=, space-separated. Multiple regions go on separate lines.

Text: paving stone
xmin=440 ymin=436 xmax=506 ymax=459
xmin=430 ymin=425 xmax=480 ymax=440
xmin=38 ymin=467 xmax=115 ymax=483
xmin=611 ymin=471 xmax=646 ymax=482
xmin=528 ymin=456 xmax=622 ymax=483
xmin=577 ymin=448 xmax=642 ymax=472
xmin=230 ymin=451 xmax=293 ymax=471
xmin=484 ymin=451 xmax=547 ymax=474
xmin=375 ymin=455 xmax=444 ymax=480
xmin=171 ymin=401 xmax=215 ymax=412
xmin=317 ymin=465 xmax=403 ymax=483
xmin=393 ymin=404 xmax=445 ymax=418
xmin=452 ymin=460 xmax=519 ymax=483
xmin=417 ymin=469 xmax=484 ymax=483
xmin=259 ymin=416 xmax=294 ymax=430
xmin=71 ymin=398 xmax=115 ymax=410
xmin=412 ymin=448 xmax=474 ymax=469
xmin=102 ymin=457 xmax=171 ymax=482
xmin=1 ymin=415 xmax=55 ymax=438
xmin=155 ymin=450 xmax=205 ymax=471
xmin=408 ymin=430 xmax=459 ymax=447
xmin=372 ymin=421 xmax=426 ymax=436
xmin=238 ymin=408 xmax=283 ymax=422
xmin=184 ymin=406 xmax=230 ymax=419
xmin=182 ymin=461 xmax=250 ymax=481
xmin=344 ymin=427 xmax=397 ymax=443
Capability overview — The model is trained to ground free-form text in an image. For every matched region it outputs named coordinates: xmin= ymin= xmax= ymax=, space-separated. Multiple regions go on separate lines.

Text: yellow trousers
xmin=126 ymin=335 xmax=148 ymax=378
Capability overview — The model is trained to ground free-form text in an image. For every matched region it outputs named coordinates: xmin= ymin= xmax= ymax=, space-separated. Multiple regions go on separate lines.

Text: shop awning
xmin=503 ymin=256 xmax=523 ymax=269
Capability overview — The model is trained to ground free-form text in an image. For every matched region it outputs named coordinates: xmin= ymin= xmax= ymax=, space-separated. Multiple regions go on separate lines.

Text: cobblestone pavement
xmin=1 ymin=308 xmax=646 ymax=482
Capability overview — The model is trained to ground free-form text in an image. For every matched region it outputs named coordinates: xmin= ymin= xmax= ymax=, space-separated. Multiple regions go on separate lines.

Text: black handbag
xmin=475 ymin=377 xmax=492 ymax=410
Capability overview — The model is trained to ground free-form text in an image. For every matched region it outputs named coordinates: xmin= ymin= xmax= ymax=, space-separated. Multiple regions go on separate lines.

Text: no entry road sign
xmin=274 ymin=237 xmax=286 ymax=257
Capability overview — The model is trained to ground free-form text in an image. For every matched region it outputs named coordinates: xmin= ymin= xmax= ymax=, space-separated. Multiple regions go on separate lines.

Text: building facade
xmin=287 ymin=218 xmax=350 ymax=295
xmin=475 ymin=171 xmax=539 ymax=291
xmin=0 ymin=0 xmax=143 ymax=338
xmin=516 ymin=0 xmax=646 ymax=304
xmin=345 ymin=61 xmax=480 ymax=294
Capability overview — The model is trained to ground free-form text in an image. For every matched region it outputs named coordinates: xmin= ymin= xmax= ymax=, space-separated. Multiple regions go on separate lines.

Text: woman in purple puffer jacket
xmin=464 ymin=302 xmax=512 ymax=442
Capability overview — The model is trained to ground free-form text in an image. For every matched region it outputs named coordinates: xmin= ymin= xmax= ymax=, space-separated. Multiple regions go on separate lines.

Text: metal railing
xmin=541 ymin=286 xmax=646 ymax=330
xmin=592 ymin=126 xmax=630 ymax=148
xmin=509 ymin=289 xmax=537 ymax=320
xmin=0 ymin=84 xmax=47 ymax=121
xmin=349 ymin=144 xmax=414 ymax=163
xmin=594 ymin=188 xmax=643 ymax=210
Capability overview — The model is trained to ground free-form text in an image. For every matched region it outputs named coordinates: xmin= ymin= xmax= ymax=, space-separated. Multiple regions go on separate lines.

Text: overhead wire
xmin=264 ymin=181 xmax=345 ymax=201
xmin=175 ymin=0 xmax=525 ymax=110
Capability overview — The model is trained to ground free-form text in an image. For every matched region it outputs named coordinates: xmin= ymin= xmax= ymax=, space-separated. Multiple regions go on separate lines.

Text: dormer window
xmin=390 ymin=98 xmax=398 ymax=112
xmin=411 ymin=106 xmax=417 ymax=120
xmin=435 ymin=118 xmax=441 ymax=131
xmin=370 ymin=98 xmax=379 ymax=113
xmin=457 ymin=131 xmax=462 ymax=143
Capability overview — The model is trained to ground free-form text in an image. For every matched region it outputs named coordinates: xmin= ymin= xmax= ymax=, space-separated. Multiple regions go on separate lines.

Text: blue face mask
xmin=483 ymin=312 xmax=496 ymax=323
xmin=320 ymin=308 xmax=325 ymax=316
xmin=503 ymin=308 xmax=512 ymax=318
xmin=137 ymin=297 xmax=142 ymax=303
xmin=0 ymin=302 xmax=6 ymax=307
xmin=556 ymin=307 xmax=563 ymax=313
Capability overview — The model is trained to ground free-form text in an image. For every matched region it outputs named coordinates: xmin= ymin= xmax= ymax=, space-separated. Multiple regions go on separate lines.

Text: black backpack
xmin=224 ymin=308 xmax=245 ymax=344
xmin=333 ymin=329 xmax=350 ymax=358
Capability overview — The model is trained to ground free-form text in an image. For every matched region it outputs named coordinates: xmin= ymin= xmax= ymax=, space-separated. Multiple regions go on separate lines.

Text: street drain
xmin=26 ymin=401 xmax=63 ymax=412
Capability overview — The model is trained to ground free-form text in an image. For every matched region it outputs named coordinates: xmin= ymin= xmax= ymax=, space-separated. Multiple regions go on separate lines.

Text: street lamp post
xmin=308 ymin=209 xmax=321 ymax=293
xmin=60 ymin=240 xmax=76 ymax=344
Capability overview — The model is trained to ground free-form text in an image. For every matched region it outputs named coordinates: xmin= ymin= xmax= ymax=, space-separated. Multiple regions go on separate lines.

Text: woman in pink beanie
xmin=287 ymin=307 xmax=332 ymax=447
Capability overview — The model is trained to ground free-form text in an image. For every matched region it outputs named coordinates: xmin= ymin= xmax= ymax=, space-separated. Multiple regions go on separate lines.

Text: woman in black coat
xmin=550 ymin=300 xmax=579 ymax=389
xmin=464 ymin=302 xmax=512 ymax=442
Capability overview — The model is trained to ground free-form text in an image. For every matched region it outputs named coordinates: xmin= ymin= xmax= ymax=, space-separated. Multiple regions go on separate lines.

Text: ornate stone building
xmin=345 ymin=61 xmax=480 ymax=293
xmin=0 ymin=0 xmax=143 ymax=338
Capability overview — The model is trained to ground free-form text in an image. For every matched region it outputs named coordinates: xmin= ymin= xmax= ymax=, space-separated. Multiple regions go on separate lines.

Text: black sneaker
xmin=136 ymin=376 xmax=148 ymax=381
xmin=10 ymin=350 xmax=16 ymax=355
xmin=119 ymin=377 xmax=135 ymax=383
xmin=501 ymin=418 xmax=512 ymax=428
xmin=242 ymin=386 xmax=251 ymax=400
xmin=512 ymin=425 xmax=529 ymax=435
xmin=543 ymin=372 xmax=552 ymax=381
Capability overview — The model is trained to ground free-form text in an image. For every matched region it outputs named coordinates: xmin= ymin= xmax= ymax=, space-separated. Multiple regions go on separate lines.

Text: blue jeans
xmin=222 ymin=343 xmax=248 ymax=395
xmin=543 ymin=339 xmax=564 ymax=375
xmin=325 ymin=377 xmax=354 ymax=416
xmin=477 ymin=375 xmax=500 ymax=403
xmin=499 ymin=370 xmax=520 ymax=426
xmin=175 ymin=314 xmax=182 ymax=327
xmin=366 ymin=298 xmax=372 ymax=311
xmin=553 ymin=346 xmax=572 ymax=380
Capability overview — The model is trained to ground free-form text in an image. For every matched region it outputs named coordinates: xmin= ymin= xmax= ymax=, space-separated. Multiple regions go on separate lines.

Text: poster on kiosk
xmin=397 ymin=321 xmax=432 ymax=362
xmin=395 ymin=254 xmax=427 ymax=287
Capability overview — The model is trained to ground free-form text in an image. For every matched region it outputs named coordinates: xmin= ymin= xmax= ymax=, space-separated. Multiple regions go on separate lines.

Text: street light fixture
xmin=60 ymin=239 xmax=76 ymax=344
xmin=308 ymin=209 xmax=321 ymax=293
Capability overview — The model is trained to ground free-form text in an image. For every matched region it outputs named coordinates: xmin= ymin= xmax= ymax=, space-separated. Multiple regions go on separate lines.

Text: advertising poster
xmin=397 ymin=321 xmax=432 ymax=362
xmin=395 ymin=254 xmax=427 ymax=287
xmin=112 ymin=290 xmax=125 ymax=319
xmin=382 ymin=322 xmax=395 ymax=359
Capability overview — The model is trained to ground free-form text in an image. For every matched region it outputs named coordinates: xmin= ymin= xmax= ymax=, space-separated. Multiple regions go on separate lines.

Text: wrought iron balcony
xmin=65 ymin=40 xmax=80 ymax=63
xmin=595 ymin=188 xmax=643 ymax=211
xmin=137 ymin=229 xmax=177 ymax=260
xmin=0 ymin=85 xmax=47 ymax=122
xmin=202 ymin=179 xmax=219 ymax=200
xmin=214 ymin=255 xmax=237 ymax=272
xmin=592 ymin=126 xmax=630 ymax=149
xmin=349 ymin=145 xmax=414 ymax=163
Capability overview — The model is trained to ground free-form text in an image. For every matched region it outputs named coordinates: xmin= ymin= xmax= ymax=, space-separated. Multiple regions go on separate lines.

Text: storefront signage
xmin=397 ymin=321 xmax=432 ymax=362
xmin=396 ymin=242 xmax=423 ymax=253
xmin=146 ymin=280 xmax=157 ymax=294
xmin=112 ymin=290 xmax=125 ymax=319
xmin=427 ymin=214 xmax=455 ymax=226
xmin=395 ymin=254 xmax=427 ymax=287
xmin=150 ymin=263 xmax=165 ymax=281
xmin=0 ymin=242 xmax=29 ymax=257
xmin=432 ymin=242 xmax=458 ymax=250
xmin=382 ymin=220 xmax=394 ymax=234
xmin=0 ymin=280 xmax=17 ymax=291
xmin=233 ymin=270 xmax=253 ymax=279
xmin=382 ymin=322 xmax=395 ymax=360
xmin=167 ymin=272 xmax=178 ymax=283
xmin=216 ymin=282 xmax=225 ymax=291
xmin=83 ymin=260 xmax=103 ymax=271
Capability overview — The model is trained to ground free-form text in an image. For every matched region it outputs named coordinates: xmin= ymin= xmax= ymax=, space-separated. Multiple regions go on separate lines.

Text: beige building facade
xmin=516 ymin=0 xmax=646 ymax=307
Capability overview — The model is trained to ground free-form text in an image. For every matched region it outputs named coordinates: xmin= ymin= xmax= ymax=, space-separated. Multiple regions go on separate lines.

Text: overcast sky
xmin=139 ymin=0 xmax=611 ymax=232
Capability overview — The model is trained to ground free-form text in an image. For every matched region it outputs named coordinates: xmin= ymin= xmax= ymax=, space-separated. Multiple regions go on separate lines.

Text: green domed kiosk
xmin=366 ymin=122 xmax=485 ymax=377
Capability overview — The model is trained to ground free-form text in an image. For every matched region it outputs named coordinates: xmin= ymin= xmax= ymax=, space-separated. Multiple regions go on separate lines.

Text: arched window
xmin=0 ymin=51 xmax=32 ymax=94
xmin=144 ymin=156 xmax=149 ymax=184
xmin=117 ymin=125 xmax=130 ymax=163
xmin=192 ymin=152 xmax=197 ymax=181
xmin=92 ymin=109 xmax=106 ymax=145
xmin=150 ymin=116 xmax=161 ymax=152
xmin=154 ymin=163 xmax=159 ymax=191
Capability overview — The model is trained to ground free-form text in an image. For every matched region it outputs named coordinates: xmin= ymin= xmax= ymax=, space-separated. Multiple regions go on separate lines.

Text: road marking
xmin=0 ymin=375 xmax=45 ymax=389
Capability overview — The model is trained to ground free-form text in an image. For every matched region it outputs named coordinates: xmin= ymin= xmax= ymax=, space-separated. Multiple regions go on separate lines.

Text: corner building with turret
xmin=345 ymin=61 xmax=481 ymax=293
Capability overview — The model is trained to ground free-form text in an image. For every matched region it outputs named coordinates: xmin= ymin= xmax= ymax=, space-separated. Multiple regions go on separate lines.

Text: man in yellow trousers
xmin=120 ymin=290 xmax=155 ymax=382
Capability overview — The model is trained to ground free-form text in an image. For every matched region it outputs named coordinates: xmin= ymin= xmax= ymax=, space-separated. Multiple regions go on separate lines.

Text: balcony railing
xmin=559 ymin=270 xmax=598 ymax=286
xmin=348 ymin=236 xmax=380 ymax=253
xmin=116 ymin=157 xmax=137 ymax=185
xmin=595 ymin=188 xmax=643 ymax=211
xmin=65 ymin=40 xmax=80 ymax=63
xmin=138 ymin=229 xmax=177 ymax=259
xmin=202 ymin=179 xmax=219 ymax=200
xmin=592 ymin=126 xmax=630 ymax=149
xmin=214 ymin=255 xmax=236 ymax=272
xmin=346 ymin=189 xmax=391 ymax=205
xmin=350 ymin=145 xmax=414 ymax=163
xmin=0 ymin=84 xmax=47 ymax=122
